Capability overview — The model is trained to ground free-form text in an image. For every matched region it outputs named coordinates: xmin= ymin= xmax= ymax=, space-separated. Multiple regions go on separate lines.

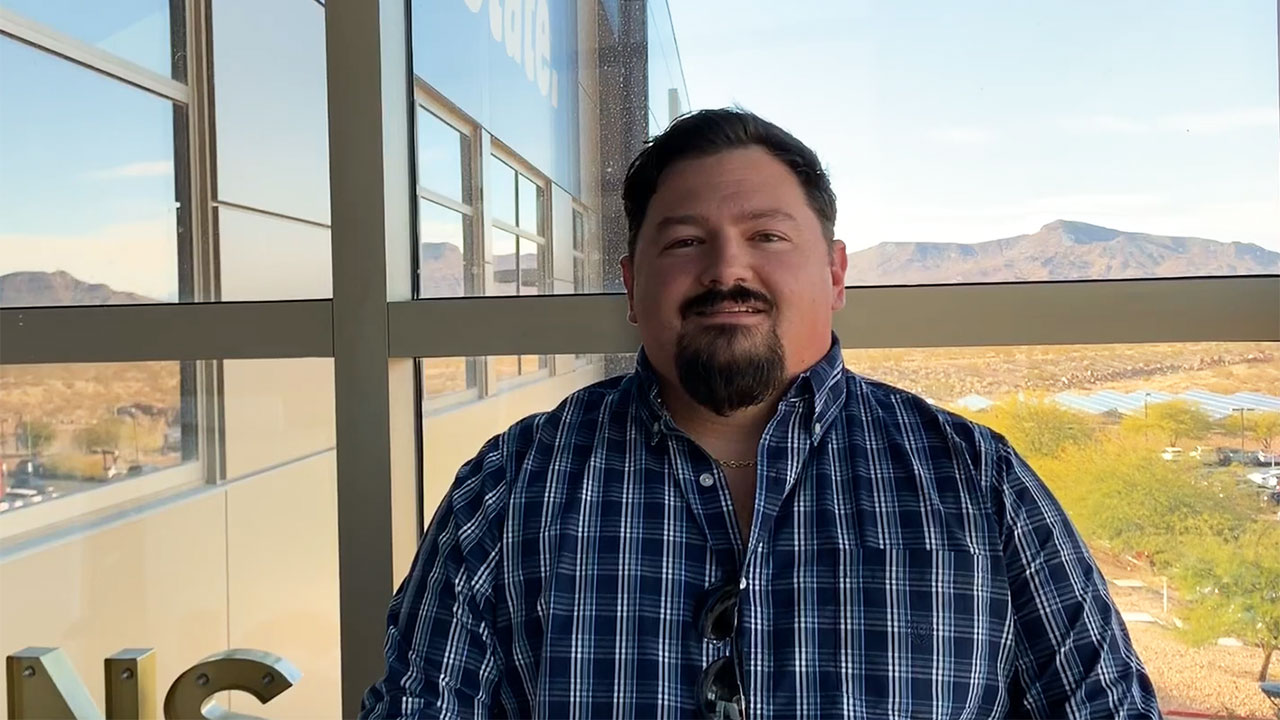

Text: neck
xmin=657 ymin=378 xmax=787 ymax=464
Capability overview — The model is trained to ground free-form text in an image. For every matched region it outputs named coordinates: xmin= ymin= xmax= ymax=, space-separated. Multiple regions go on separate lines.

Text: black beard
xmin=674 ymin=322 xmax=786 ymax=416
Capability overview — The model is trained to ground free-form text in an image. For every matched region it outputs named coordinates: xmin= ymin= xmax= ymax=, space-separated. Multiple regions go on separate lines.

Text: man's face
xmin=621 ymin=146 xmax=847 ymax=415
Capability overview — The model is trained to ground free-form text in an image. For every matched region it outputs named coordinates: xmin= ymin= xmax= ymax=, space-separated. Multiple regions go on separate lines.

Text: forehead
xmin=646 ymin=146 xmax=813 ymax=220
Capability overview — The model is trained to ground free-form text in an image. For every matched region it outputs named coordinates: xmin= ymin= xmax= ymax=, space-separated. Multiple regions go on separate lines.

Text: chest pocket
xmin=811 ymin=547 xmax=1013 ymax=718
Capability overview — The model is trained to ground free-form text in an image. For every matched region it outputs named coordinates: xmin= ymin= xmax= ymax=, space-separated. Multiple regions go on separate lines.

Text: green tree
xmin=1034 ymin=441 xmax=1255 ymax=567
xmin=976 ymin=397 xmax=1096 ymax=459
xmin=16 ymin=419 xmax=56 ymax=455
xmin=1175 ymin=521 xmax=1280 ymax=682
xmin=75 ymin=417 xmax=124 ymax=453
xmin=1247 ymin=411 xmax=1280 ymax=452
xmin=1137 ymin=400 xmax=1214 ymax=448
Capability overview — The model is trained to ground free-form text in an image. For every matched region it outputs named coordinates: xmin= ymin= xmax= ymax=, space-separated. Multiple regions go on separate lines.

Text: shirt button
xmin=698 ymin=473 xmax=715 ymax=487
xmin=812 ymin=422 xmax=821 ymax=436
xmin=739 ymin=576 xmax=748 ymax=590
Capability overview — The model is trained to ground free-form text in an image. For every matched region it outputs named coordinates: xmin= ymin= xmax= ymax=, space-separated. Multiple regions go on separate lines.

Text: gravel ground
xmin=1092 ymin=552 xmax=1276 ymax=718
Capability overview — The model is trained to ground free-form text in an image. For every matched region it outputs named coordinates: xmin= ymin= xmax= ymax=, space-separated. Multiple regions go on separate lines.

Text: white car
xmin=1245 ymin=469 xmax=1280 ymax=489
xmin=1160 ymin=447 xmax=1183 ymax=461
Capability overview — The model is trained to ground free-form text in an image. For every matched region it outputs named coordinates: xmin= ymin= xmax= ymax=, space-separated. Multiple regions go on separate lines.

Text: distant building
xmin=954 ymin=394 xmax=996 ymax=412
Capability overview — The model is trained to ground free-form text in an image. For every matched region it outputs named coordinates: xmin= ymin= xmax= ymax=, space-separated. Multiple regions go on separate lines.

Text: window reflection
xmin=0 ymin=38 xmax=183 ymax=306
xmin=418 ymin=200 xmax=470 ymax=298
xmin=0 ymin=0 xmax=184 ymax=80
xmin=219 ymin=207 xmax=331 ymax=302
xmin=212 ymin=0 xmax=329 ymax=225
xmin=490 ymin=228 xmax=518 ymax=296
xmin=517 ymin=175 xmax=541 ymax=234
xmin=488 ymin=157 xmax=518 ymax=226
xmin=416 ymin=108 xmax=468 ymax=203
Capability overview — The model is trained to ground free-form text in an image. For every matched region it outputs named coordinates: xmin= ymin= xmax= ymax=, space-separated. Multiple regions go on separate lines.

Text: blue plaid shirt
xmin=363 ymin=341 xmax=1160 ymax=718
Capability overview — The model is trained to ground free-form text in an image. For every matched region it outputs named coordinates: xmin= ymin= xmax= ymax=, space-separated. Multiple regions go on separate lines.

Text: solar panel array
xmin=1051 ymin=389 xmax=1280 ymax=419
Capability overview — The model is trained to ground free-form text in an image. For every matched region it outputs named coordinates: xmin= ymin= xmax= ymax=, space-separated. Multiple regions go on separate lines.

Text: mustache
xmin=680 ymin=285 xmax=775 ymax=319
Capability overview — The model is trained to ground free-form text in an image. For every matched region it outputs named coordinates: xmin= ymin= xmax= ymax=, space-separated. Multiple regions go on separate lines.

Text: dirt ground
xmin=1091 ymin=551 xmax=1276 ymax=718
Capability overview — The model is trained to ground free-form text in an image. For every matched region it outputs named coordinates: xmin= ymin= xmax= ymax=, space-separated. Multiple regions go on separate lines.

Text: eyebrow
xmin=652 ymin=208 xmax=799 ymax=232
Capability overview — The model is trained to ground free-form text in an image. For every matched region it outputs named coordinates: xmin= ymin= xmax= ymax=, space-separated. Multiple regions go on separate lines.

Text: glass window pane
xmin=668 ymin=2 xmax=1278 ymax=284
xmin=842 ymin=341 xmax=1280 ymax=716
xmin=519 ymin=237 xmax=544 ymax=296
xmin=421 ymin=357 xmax=473 ymax=398
xmin=0 ymin=38 xmax=183 ymax=306
xmin=418 ymin=200 xmax=470 ymax=298
xmin=222 ymin=358 xmax=335 ymax=478
xmin=0 ymin=362 xmax=192 ymax=511
xmin=490 ymin=227 xmax=518 ymax=296
xmin=213 ymin=0 xmax=330 ymax=225
xmin=488 ymin=157 xmax=518 ymax=226
xmin=0 ymin=0 xmax=183 ymax=80
xmin=416 ymin=108 xmax=468 ymax=203
xmin=517 ymin=175 xmax=542 ymax=234
xmin=219 ymin=207 xmax=332 ymax=301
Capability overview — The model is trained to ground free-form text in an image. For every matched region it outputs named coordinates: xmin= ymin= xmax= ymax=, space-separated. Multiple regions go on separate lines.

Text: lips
xmin=694 ymin=304 xmax=766 ymax=316
xmin=680 ymin=286 xmax=775 ymax=319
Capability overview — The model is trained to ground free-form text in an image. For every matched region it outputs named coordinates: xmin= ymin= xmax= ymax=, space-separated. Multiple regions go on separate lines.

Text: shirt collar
xmin=631 ymin=335 xmax=848 ymax=443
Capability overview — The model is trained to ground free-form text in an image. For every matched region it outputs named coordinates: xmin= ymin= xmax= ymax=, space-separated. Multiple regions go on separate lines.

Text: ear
xmin=620 ymin=254 xmax=637 ymax=321
xmin=829 ymin=239 xmax=848 ymax=311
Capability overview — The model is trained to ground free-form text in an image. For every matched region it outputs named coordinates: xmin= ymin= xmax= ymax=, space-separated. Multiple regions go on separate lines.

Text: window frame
xmin=413 ymin=86 xmax=483 ymax=406
xmin=0 ymin=0 xmax=221 ymax=525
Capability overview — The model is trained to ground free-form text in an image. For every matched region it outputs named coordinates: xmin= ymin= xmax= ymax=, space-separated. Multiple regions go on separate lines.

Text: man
xmin=363 ymin=109 xmax=1161 ymax=718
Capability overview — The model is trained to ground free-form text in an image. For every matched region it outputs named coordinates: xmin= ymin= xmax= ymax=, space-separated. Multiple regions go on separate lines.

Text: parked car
xmin=1160 ymin=447 xmax=1183 ymax=461
xmin=1215 ymin=447 xmax=1257 ymax=466
xmin=1246 ymin=469 xmax=1280 ymax=489
xmin=0 ymin=484 xmax=60 ymax=511
xmin=7 ymin=458 xmax=49 ymax=489
xmin=1256 ymin=450 xmax=1280 ymax=466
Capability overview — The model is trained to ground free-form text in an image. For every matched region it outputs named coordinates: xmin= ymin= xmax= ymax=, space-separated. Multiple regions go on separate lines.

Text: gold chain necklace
xmin=716 ymin=458 xmax=757 ymax=469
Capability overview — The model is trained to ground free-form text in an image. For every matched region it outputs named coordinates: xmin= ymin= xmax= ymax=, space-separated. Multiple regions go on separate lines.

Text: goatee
xmin=674 ymin=286 xmax=786 ymax=416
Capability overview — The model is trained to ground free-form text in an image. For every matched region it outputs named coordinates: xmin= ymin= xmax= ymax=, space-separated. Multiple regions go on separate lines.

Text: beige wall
xmin=422 ymin=363 xmax=609 ymax=520
xmin=1 ymin=358 xmax=341 ymax=718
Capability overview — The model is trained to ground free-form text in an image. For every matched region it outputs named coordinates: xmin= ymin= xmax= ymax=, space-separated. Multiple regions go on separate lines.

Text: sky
xmin=1 ymin=0 xmax=1276 ymax=302
xmin=665 ymin=0 xmax=1280 ymax=251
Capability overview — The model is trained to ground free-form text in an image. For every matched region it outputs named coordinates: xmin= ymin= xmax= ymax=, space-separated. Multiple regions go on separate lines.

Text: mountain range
xmin=0 ymin=270 xmax=157 ymax=306
xmin=843 ymin=220 xmax=1279 ymax=285
xmin=3 ymin=221 xmax=1277 ymax=306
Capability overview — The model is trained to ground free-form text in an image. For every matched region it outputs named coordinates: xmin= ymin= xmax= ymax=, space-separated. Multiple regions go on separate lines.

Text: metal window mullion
xmin=185 ymin=0 xmax=225 ymax=484
xmin=416 ymin=187 xmax=473 ymax=216
xmin=0 ymin=7 xmax=189 ymax=104
xmin=477 ymin=129 xmax=499 ymax=398
xmin=325 ymin=1 xmax=419 ymax=715
xmin=213 ymin=200 xmax=334 ymax=231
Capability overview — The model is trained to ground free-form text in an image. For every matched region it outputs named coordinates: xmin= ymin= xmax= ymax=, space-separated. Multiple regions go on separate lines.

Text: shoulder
xmin=843 ymin=371 xmax=1010 ymax=474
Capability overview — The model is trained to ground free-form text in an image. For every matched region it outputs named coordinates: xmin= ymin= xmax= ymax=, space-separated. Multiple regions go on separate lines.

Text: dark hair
xmin=622 ymin=108 xmax=837 ymax=257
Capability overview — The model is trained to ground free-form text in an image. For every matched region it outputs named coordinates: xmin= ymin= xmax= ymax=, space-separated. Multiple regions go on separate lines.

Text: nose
xmin=696 ymin=234 xmax=755 ymax=289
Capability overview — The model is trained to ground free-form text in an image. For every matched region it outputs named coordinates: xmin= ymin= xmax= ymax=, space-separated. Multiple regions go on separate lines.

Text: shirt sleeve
xmin=993 ymin=440 xmax=1163 ymax=718
xmin=360 ymin=441 xmax=511 ymax=719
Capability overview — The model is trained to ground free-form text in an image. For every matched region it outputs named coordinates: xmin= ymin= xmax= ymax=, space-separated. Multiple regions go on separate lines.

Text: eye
xmin=754 ymin=232 xmax=786 ymax=243
xmin=664 ymin=237 xmax=701 ymax=251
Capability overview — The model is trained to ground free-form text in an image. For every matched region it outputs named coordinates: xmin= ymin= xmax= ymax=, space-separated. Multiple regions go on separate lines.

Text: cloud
xmin=1060 ymin=107 xmax=1279 ymax=136
xmin=1059 ymin=115 xmax=1148 ymax=134
xmin=1157 ymin=107 xmax=1279 ymax=134
xmin=925 ymin=126 xmax=997 ymax=145
xmin=84 ymin=161 xmax=174 ymax=180
xmin=898 ymin=193 xmax=1167 ymax=220
xmin=0 ymin=216 xmax=180 ymax=301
